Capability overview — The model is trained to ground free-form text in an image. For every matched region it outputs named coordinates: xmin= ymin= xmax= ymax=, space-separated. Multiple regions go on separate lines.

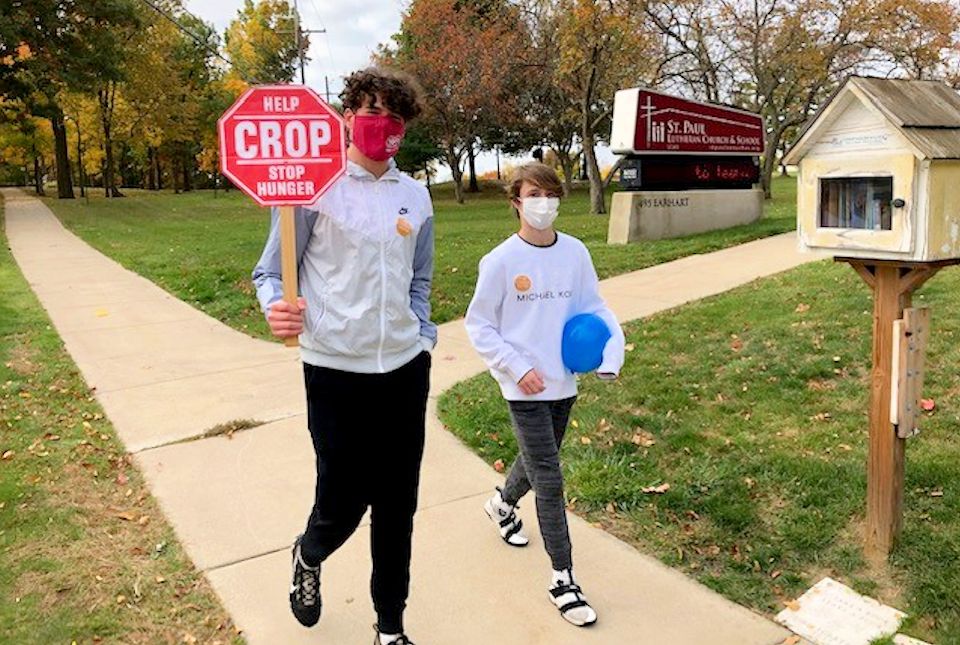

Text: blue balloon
xmin=562 ymin=313 xmax=612 ymax=373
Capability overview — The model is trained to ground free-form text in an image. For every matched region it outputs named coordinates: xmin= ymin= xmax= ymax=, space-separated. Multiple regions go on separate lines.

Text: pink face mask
xmin=351 ymin=114 xmax=406 ymax=161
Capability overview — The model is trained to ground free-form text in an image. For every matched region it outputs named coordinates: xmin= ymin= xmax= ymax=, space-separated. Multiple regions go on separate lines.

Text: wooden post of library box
xmin=784 ymin=76 xmax=960 ymax=561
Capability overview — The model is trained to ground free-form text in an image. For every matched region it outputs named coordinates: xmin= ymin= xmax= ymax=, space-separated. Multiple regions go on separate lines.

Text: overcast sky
xmin=184 ymin=0 xmax=614 ymax=179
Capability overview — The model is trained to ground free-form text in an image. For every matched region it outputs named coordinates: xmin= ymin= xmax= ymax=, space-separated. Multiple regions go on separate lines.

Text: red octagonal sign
xmin=218 ymin=85 xmax=346 ymax=207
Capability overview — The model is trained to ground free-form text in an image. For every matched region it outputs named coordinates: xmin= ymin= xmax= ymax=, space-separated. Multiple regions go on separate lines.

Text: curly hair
xmin=339 ymin=67 xmax=424 ymax=122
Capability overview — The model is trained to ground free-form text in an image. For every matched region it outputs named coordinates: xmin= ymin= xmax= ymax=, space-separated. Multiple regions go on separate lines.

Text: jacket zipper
xmin=375 ymin=180 xmax=387 ymax=373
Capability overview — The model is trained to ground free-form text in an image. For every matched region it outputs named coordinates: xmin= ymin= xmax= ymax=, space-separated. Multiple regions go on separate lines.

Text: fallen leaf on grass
xmin=492 ymin=459 xmax=505 ymax=473
xmin=155 ymin=576 xmax=166 ymax=584
xmin=930 ymin=489 xmax=944 ymax=498
xmin=771 ymin=570 xmax=782 ymax=579
xmin=115 ymin=512 xmax=136 ymax=522
xmin=1 ymin=450 xmax=14 ymax=460
xmin=921 ymin=398 xmax=936 ymax=411
xmin=116 ymin=594 xmax=126 ymax=604
xmin=570 ymin=420 xmax=579 ymax=429
xmin=137 ymin=515 xmax=150 ymax=526
xmin=642 ymin=483 xmax=670 ymax=495
xmin=115 ymin=472 xmax=128 ymax=486
xmin=783 ymin=600 xmax=800 ymax=611
xmin=794 ymin=303 xmax=810 ymax=313
xmin=580 ymin=436 xmax=592 ymax=445
xmin=624 ymin=343 xmax=635 ymax=352
xmin=631 ymin=431 xmax=655 ymax=447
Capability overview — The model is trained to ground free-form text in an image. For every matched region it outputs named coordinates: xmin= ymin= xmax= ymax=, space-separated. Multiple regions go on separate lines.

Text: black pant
xmin=299 ymin=351 xmax=430 ymax=634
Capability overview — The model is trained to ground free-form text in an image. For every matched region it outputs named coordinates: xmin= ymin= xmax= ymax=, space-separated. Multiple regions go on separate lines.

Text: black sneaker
xmin=289 ymin=535 xmax=321 ymax=627
xmin=373 ymin=624 xmax=415 ymax=644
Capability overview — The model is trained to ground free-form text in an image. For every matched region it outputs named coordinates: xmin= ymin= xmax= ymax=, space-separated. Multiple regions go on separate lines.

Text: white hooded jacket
xmin=253 ymin=161 xmax=436 ymax=373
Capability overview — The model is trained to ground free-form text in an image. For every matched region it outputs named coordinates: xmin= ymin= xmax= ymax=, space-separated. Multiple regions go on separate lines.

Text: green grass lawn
xmin=0 ymin=197 xmax=240 ymax=643
xmin=43 ymin=177 xmax=796 ymax=339
xmin=439 ymin=260 xmax=960 ymax=643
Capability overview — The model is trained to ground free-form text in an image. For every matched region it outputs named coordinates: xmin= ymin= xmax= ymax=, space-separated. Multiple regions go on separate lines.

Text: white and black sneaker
xmin=290 ymin=535 xmax=321 ymax=627
xmin=548 ymin=569 xmax=597 ymax=627
xmin=373 ymin=625 xmax=416 ymax=644
xmin=483 ymin=487 xmax=529 ymax=547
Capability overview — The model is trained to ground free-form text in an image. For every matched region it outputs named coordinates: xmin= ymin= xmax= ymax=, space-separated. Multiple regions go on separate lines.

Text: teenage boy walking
xmin=252 ymin=68 xmax=435 ymax=645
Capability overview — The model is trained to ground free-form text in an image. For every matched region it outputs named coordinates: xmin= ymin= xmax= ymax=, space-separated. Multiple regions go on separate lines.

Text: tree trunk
xmin=98 ymin=85 xmax=123 ymax=198
xmin=760 ymin=125 xmax=783 ymax=200
xmin=102 ymin=133 xmax=122 ymax=197
xmin=50 ymin=107 xmax=75 ymax=198
xmin=556 ymin=150 xmax=575 ymax=196
xmin=446 ymin=142 xmax=464 ymax=204
xmin=181 ymin=150 xmax=193 ymax=191
xmin=467 ymin=141 xmax=479 ymax=193
xmin=423 ymin=162 xmax=432 ymax=196
xmin=33 ymin=154 xmax=44 ymax=196
xmin=582 ymin=130 xmax=605 ymax=214
xmin=172 ymin=155 xmax=181 ymax=194
xmin=147 ymin=147 xmax=157 ymax=190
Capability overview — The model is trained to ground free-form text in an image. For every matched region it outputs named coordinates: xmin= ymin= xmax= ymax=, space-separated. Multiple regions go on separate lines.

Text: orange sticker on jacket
xmin=514 ymin=275 xmax=532 ymax=292
xmin=396 ymin=217 xmax=413 ymax=237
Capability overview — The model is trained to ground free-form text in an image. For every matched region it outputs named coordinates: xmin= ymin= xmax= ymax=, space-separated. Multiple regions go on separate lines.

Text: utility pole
xmin=325 ymin=76 xmax=330 ymax=103
xmin=291 ymin=0 xmax=325 ymax=86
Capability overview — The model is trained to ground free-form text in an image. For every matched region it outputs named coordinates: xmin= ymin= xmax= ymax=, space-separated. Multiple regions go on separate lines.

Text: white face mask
xmin=520 ymin=197 xmax=560 ymax=230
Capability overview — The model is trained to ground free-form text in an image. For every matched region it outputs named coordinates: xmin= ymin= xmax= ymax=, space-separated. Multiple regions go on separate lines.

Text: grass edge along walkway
xmin=439 ymin=259 xmax=960 ymax=644
xmin=0 ymin=194 xmax=242 ymax=644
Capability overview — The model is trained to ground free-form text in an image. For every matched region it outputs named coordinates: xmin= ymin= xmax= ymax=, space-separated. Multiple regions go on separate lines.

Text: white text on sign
xmin=263 ymin=95 xmax=300 ymax=112
xmin=234 ymin=121 xmax=331 ymax=160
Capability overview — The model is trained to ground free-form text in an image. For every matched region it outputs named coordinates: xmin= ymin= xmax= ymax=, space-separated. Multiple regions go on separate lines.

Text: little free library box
xmin=785 ymin=76 xmax=960 ymax=560
xmin=785 ymin=76 xmax=960 ymax=261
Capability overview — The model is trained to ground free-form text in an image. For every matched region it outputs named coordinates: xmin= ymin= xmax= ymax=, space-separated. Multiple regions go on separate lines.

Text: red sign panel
xmin=633 ymin=90 xmax=763 ymax=155
xmin=218 ymin=85 xmax=346 ymax=207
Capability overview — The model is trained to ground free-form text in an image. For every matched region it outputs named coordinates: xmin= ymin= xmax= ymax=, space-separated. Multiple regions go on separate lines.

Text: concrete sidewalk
xmin=4 ymin=188 xmax=819 ymax=644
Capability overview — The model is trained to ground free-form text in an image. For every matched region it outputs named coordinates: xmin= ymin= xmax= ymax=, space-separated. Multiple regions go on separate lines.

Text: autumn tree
xmin=0 ymin=0 xmax=139 ymax=198
xmin=645 ymin=0 xmax=730 ymax=102
xmin=509 ymin=5 xmax=582 ymax=193
xmin=553 ymin=0 xmax=659 ymax=214
xmin=868 ymin=0 xmax=960 ymax=80
xmin=224 ymin=0 xmax=301 ymax=88
xmin=382 ymin=0 xmax=529 ymax=203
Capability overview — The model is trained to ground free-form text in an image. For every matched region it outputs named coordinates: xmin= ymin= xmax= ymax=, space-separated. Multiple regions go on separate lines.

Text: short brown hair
xmin=507 ymin=163 xmax=564 ymax=214
xmin=340 ymin=67 xmax=424 ymax=122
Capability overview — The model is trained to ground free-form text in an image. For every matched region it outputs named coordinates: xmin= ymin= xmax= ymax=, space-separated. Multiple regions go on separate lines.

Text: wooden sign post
xmin=217 ymin=85 xmax=346 ymax=348
xmin=279 ymin=205 xmax=300 ymax=348
xmin=840 ymin=258 xmax=958 ymax=561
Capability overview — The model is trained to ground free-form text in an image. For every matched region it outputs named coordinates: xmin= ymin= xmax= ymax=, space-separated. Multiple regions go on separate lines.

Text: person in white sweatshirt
xmin=464 ymin=162 xmax=625 ymax=627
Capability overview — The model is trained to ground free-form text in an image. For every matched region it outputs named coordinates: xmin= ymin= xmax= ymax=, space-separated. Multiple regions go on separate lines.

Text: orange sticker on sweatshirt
xmin=514 ymin=275 xmax=532 ymax=292
xmin=396 ymin=217 xmax=413 ymax=237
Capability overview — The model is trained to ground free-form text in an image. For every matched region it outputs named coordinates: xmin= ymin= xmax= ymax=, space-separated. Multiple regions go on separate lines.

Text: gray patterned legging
xmin=501 ymin=396 xmax=577 ymax=571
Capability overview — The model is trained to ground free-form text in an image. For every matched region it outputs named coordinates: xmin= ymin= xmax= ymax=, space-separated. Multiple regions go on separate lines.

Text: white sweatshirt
xmin=465 ymin=232 xmax=626 ymax=401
